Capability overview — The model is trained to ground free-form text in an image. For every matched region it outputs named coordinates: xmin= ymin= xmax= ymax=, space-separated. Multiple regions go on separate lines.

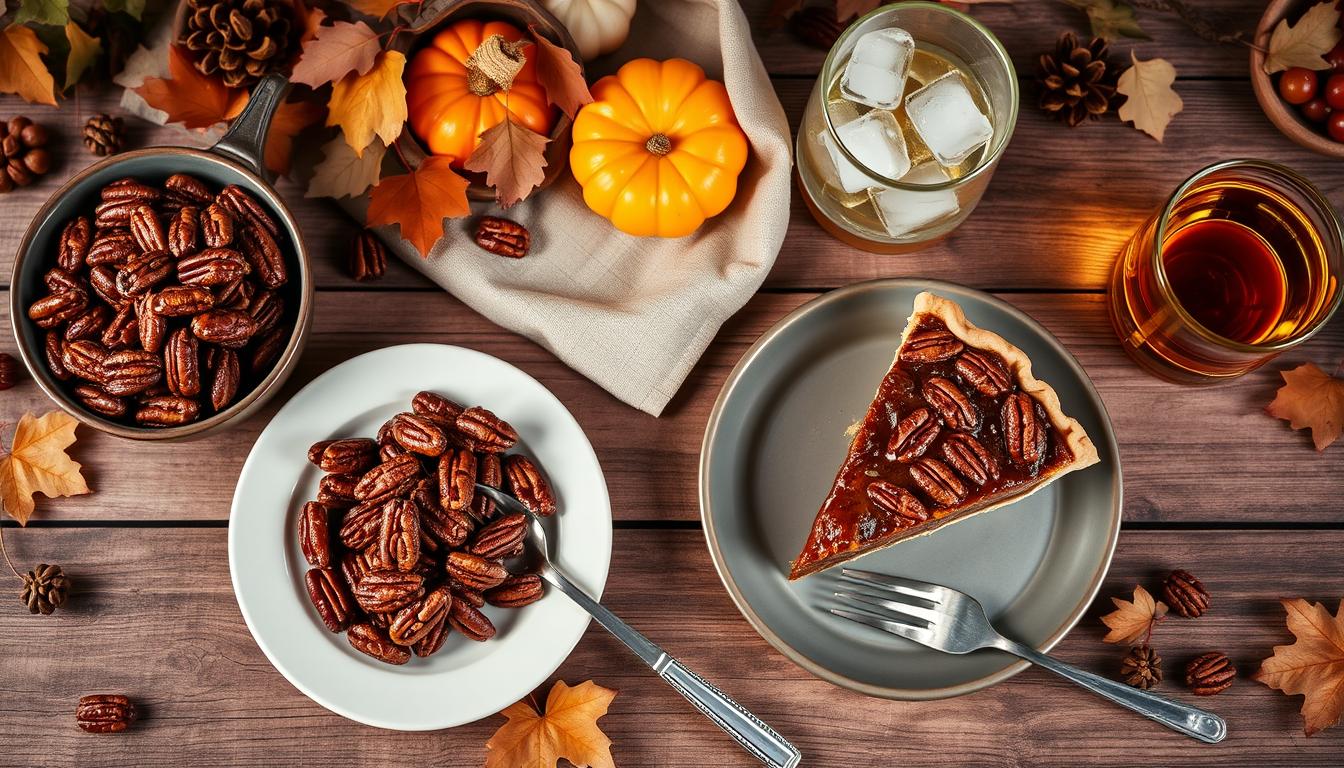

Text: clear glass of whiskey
xmin=796 ymin=2 xmax=1018 ymax=252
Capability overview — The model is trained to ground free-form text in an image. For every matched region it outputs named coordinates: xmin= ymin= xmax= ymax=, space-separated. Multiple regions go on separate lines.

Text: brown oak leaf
xmin=1116 ymin=52 xmax=1182 ymax=142
xmin=0 ymin=412 xmax=91 ymax=526
xmin=1266 ymin=362 xmax=1344 ymax=451
xmin=1254 ymin=598 xmax=1344 ymax=736
xmin=298 ymin=0 xmax=325 ymax=43
xmin=1264 ymin=1 xmax=1342 ymax=74
xmin=1100 ymin=585 xmax=1167 ymax=645
xmin=291 ymin=20 xmax=382 ymax=88
xmin=367 ymin=156 xmax=470 ymax=257
xmin=327 ymin=50 xmax=407 ymax=156
xmin=0 ymin=23 xmax=57 ymax=106
xmin=528 ymin=26 xmax=592 ymax=119
xmin=464 ymin=118 xmax=550 ymax=208
xmin=137 ymin=45 xmax=248 ymax=129
xmin=485 ymin=680 xmax=617 ymax=768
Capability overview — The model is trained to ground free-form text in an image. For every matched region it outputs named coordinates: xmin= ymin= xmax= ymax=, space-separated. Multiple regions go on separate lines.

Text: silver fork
xmin=829 ymin=568 xmax=1227 ymax=744
xmin=475 ymin=484 xmax=802 ymax=768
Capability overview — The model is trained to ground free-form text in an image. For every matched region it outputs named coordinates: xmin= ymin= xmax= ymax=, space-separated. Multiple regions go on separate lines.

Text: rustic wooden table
xmin=2 ymin=1 xmax=1343 ymax=765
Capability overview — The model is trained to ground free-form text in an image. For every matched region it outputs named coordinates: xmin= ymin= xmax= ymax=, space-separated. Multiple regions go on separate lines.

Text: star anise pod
xmin=1121 ymin=645 xmax=1162 ymax=689
xmin=1037 ymin=33 xmax=1121 ymax=127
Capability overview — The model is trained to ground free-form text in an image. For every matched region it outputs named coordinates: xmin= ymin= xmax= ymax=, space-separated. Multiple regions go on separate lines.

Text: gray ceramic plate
xmin=699 ymin=279 xmax=1121 ymax=699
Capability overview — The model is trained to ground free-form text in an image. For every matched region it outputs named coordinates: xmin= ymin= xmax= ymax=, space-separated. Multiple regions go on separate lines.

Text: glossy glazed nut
xmin=411 ymin=391 xmax=464 ymax=427
xmin=448 ymin=578 xmax=486 ymax=608
xmin=101 ymin=349 xmax=163 ymax=396
xmin=391 ymin=412 xmax=449 ymax=456
xmin=377 ymin=498 xmax=421 ymax=572
xmin=321 ymin=438 xmax=379 ymax=474
xmin=299 ymin=501 xmax=332 ymax=568
xmin=420 ymin=496 xmax=473 ymax=550
xmin=88 ymin=265 xmax=127 ymax=307
xmin=353 ymin=453 xmax=420 ymax=502
xmin=208 ymin=348 xmax=240 ymax=411
xmin=352 ymin=569 xmax=425 ymax=614
xmin=504 ymin=454 xmax=557 ymax=517
xmin=58 ymin=216 xmax=92 ymax=272
xmin=485 ymin=573 xmax=544 ymax=608
xmin=94 ymin=198 xmax=139 ymax=228
xmin=866 ymin=481 xmax=929 ymax=522
xmin=28 ymin=288 xmax=88 ymax=329
xmin=63 ymin=304 xmax=111 ymax=342
xmin=317 ymin=473 xmax=359 ymax=509
xmin=164 ymin=328 xmax=201 ymax=398
xmin=1162 ymin=569 xmax=1210 ymax=618
xmin=62 ymin=339 xmax=108 ymax=381
xmin=413 ymin=612 xmax=452 ymax=657
xmin=340 ymin=550 xmax=373 ymax=595
xmin=239 ymin=221 xmax=287 ymax=289
xmin=44 ymin=266 xmax=82 ymax=292
xmin=305 ymin=567 xmax=355 ymax=632
xmin=200 ymin=202 xmax=235 ymax=247
xmin=438 ymin=446 xmax=476 ymax=512
xmin=134 ymin=293 xmax=168 ymax=353
xmin=249 ymin=327 xmax=287 ymax=372
xmin=116 ymin=251 xmax=175 ymax=297
xmin=454 ymin=406 xmax=518 ymax=453
xmin=1185 ymin=652 xmax=1235 ymax=695
xmin=468 ymin=513 xmax=527 ymax=559
xmin=955 ymin=348 xmax=1012 ymax=397
xmin=86 ymin=231 xmax=136 ymax=267
xmin=338 ymin=500 xmax=385 ymax=550
xmin=76 ymin=694 xmax=137 ymax=733
xmin=246 ymin=290 xmax=283 ymax=335
xmin=909 ymin=457 xmax=967 ymax=507
xmin=349 ymin=230 xmax=387 ymax=281
xmin=448 ymin=599 xmax=496 ymax=641
xmin=99 ymin=304 xmax=138 ymax=351
xmin=474 ymin=216 xmax=530 ymax=258
xmin=1002 ymin=392 xmax=1047 ymax=469
xmin=190 ymin=309 xmax=256 ymax=348
xmin=900 ymin=327 xmax=964 ymax=363
xmin=128 ymin=204 xmax=166 ymax=252
xmin=215 ymin=277 xmax=255 ymax=310
xmin=101 ymin=178 xmax=159 ymax=203
xmin=888 ymin=407 xmax=939 ymax=463
xmin=218 ymin=185 xmax=280 ymax=236
xmin=165 ymin=173 xmax=213 ymax=203
xmin=347 ymin=622 xmax=411 ymax=664
xmin=45 ymin=332 xmax=71 ymax=380
xmin=308 ymin=440 xmax=337 ymax=465
xmin=177 ymin=248 xmax=250 ymax=286
xmin=472 ymin=453 xmax=502 ymax=521
xmin=445 ymin=551 xmax=508 ymax=591
xmin=940 ymin=432 xmax=998 ymax=487
xmin=168 ymin=206 xmax=200 ymax=259
xmin=388 ymin=586 xmax=452 ymax=646
xmin=923 ymin=377 xmax=979 ymax=431
xmin=134 ymin=395 xmax=200 ymax=426
xmin=73 ymin=384 xmax=127 ymax=418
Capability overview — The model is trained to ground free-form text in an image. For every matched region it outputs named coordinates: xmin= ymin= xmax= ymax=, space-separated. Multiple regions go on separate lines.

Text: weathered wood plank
xmin=0 ymin=528 xmax=1338 ymax=767
xmin=2 ymin=290 xmax=1340 ymax=523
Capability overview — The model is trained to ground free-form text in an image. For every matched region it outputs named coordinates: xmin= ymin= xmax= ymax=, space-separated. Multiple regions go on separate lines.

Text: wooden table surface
xmin=2 ymin=1 xmax=1343 ymax=765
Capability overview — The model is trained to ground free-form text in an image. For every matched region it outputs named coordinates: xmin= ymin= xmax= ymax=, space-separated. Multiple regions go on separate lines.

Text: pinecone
xmin=179 ymin=0 xmax=297 ymax=89
xmin=1037 ymin=33 xmax=1120 ymax=127
xmin=20 ymin=563 xmax=69 ymax=615
xmin=83 ymin=114 xmax=124 ymax=157
xmin=0 ymin=116 xmax=52 ymax=194
xmin=1121 ymin=645 xmax=1162 ymax=689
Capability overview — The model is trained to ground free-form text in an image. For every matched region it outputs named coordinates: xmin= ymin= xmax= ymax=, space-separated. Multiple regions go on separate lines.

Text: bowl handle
xmin=210 ymin=74 xmax=290 ymax=182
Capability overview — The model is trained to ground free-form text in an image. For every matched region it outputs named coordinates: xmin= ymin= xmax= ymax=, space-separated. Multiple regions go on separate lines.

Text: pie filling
xmin=789 ymin=300 xmax=1092 ymax=580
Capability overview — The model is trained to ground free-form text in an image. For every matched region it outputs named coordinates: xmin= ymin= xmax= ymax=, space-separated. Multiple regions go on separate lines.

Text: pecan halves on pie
xmin=305 ymin=567 xmax=355 ymax=632
xmin=909 ymin=457 xmax=967 ymax=507
xmin=899 ymin=327 xmax=963 ymax=363
xmin=939 ymin=432 xmax=999 ymax=487
xmin=1002 ymin=392 xmax=1047 ymax=469
xmin=866 ymin=481 xmax=929 ymax=523
xmin=955 ymin=348 xmax=1012 ymax=397
xmin=922 ymin=377 xmax=979 ymax=431
xmin=888 ymin=407 xmax=940 ymax=463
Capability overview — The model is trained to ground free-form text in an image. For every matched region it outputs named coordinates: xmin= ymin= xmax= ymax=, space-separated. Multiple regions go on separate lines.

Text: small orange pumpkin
xmin=405 ymin=20 xmax=555 ymax=166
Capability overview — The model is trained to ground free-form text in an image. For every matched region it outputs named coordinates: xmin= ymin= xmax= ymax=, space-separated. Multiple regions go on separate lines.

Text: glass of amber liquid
xmin=1109 ymin=159 xmax=1342 ymax=383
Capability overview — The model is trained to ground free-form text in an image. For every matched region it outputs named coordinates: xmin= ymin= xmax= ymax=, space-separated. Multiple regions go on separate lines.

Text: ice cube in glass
xmin=871 ymin=163 xmax=960 ymax=237
xmin=819 ymin=110 xmax=910 ymax=194
xmin=905 ymin=71 xmax=993 ymax=166
xmin=840 ymin=28 xmax=914 ymax=109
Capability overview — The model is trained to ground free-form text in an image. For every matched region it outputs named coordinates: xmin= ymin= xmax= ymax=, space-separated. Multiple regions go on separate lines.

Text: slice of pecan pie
xmin=788 ymin=292 xmax=1100 ymax=580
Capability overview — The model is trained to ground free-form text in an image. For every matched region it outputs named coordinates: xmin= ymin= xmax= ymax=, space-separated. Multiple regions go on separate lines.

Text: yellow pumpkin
xmin=405 ymin=20 xmax=555 ymax=166
xmin=569 ymin=58 xmax=749 ymax=238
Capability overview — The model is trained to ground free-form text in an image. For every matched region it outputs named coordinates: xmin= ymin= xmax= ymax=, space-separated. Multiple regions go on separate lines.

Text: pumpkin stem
xmin=645 ymin=133 xmax=672 ymax=156
xmin=466 ymin=35 xmax=531 ymax=97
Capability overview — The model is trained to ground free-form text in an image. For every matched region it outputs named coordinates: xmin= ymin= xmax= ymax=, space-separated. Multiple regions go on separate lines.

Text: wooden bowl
xmin=1250 ymin=0 xmax=1344 ymax=157
xmin=393 ymin=0 xmax=581 ymax=201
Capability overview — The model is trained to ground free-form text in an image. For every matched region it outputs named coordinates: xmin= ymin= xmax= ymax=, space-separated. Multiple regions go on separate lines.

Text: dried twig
xmin=1131 ymin=0 xmax=1247 ymax=46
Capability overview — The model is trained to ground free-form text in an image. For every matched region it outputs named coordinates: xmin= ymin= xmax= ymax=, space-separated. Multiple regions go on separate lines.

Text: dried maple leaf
xmin=0 ymin=24 xmax=57 ymax=106
xmin=465 ymin=118 xmax=550 ymax=208
xmin=528 ymin=26 xmax=592 ymax=119
xmin=63 ymin=21 xmax=102 ymax=91
xmin=291 ymin=20 xmax=382 ymax=89
xmin=307 ymin=136 xmax=386 ymax=199
xmin=1100 ymin=585 xmax=1167 ymax=645
xmin=1266 ymin=362 xmax=1344 ymax=451
xmin=1264 ymin=1 xmax=1342 ymax=74
xmin=367 ymin=156 xmax=470 ymax=257
xmin=1117 ymin=52 xmax=1183 ymax=142
xmin=485 ymin=680 xmax=617 ymax=768
xmin=1254 ymin=598 xmax=1344 ymax=736
xmin=137 ymin=45 xmax=248 ymax=129
xmin=346 ymin=0 xmax=415 ymax=19
xmin=0 ymin=412 xmax=91 ymax=526
xmin=327 ymin=50 xmax=407 ymax=157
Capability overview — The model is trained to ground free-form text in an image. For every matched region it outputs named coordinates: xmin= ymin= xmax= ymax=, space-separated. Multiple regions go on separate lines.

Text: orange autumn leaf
xmin=1267 ymin=362 xmax=1344 ymax=451
xmin=528 ymin=26 xmax=592 ymax=119
xmin=485 ymin=680 xmax=617 ymax=768
xmin=367 ymin=156 xmax=470 ymax=257
xmin=137 ymin=45 xmax=248 ymax=129
xmin=1254 ymin=598 xmax=1344 ymax=736
xmin=0 ymin=24 xmax=57 ymax=106
xmin=346 ymin=0 xmax=416 ymax=19
xmin=327 ymin=50 xmax=407 ymax=156
xmin=261 ymin=98 xmax=325 ymax=175
xmin=464 ymin=118 xmax=550 ymax=208
xmin=1100 ymin=585 xmax=1167 ymax=645
xmin=0 ymin=412 xmax=91 ymax=526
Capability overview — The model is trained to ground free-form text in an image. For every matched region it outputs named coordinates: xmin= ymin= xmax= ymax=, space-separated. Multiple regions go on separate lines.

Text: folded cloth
xmin=350 ymin=0 xmax=793 ymax=416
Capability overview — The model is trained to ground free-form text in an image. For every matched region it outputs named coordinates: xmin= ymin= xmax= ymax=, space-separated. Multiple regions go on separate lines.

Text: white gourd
xmin=542 ymin=0 xmax=637 ymax=61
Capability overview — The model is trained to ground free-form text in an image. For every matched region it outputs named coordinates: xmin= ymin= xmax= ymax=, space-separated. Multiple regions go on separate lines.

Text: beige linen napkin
xmin=348 ymin=0 xmax=793 ymax=416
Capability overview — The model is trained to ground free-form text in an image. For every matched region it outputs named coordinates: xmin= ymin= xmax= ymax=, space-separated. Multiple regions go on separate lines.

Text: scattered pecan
xmin=1185 ymin=652 xmax=1235 ymax=695
xmin=350 ymin=230 xmax=387 ymax=281
xmin=76 ymin=694 xmax=137 ymax=733
xmin=1162 ymin=569 xmax=1210 ymax=618
xmin=474 ymin=216 xmax=530 ymax=258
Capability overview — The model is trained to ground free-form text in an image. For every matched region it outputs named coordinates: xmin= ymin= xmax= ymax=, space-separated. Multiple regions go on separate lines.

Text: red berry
xmin=1280 ymin=67 xmax=1318 ymax=105
xmin=1328 ymin=110 xmax=1344 ymax=142
xmin=1325 ymin=73 xmax=1344 ymax=109
xmin=1326 ymin=41 xmax=1344 ymax=71
xmin=1302 ymin=96 xmax=1332 ymax=123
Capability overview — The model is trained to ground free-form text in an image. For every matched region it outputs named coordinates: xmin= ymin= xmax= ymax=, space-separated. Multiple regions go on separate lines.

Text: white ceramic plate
xmin=230 ymin=344 xmax=611 ymax=730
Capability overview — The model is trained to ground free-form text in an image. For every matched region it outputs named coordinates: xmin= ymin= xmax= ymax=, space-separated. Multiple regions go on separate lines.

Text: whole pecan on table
xmin=76 ymin=694 xmax=137 ymax=733
xmin=0 ymin=352 xmax=19 ymax=390
xmin=1185 ymin=651 xmax=1236 ymax=696
xmin=474 ymin=216 xmax=530 ymax=259
xmin=22 ymin=175 xmax=296 ymax=427
xmin=299 ymin=391 xmax=556 ymax=665
xmin=1162 ymin=569 xmax=1210 ymax=618
xmin=349 ymin=230 xmax=387 ymax=282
